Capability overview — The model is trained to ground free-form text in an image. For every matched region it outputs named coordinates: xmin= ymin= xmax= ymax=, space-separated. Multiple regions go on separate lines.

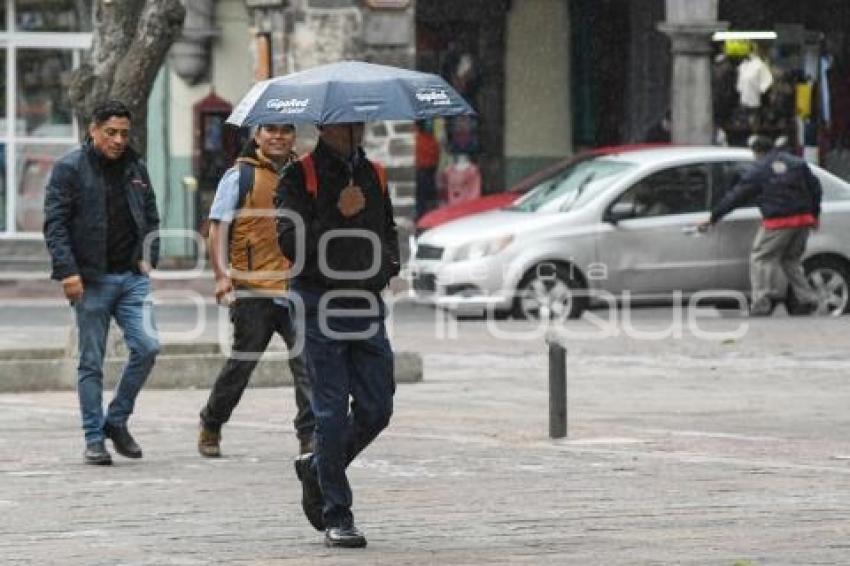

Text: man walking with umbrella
xmin=277 ymin=122 xmax=400 ymax=548
xmin=226 ymin=61 xmax=475 ymax=546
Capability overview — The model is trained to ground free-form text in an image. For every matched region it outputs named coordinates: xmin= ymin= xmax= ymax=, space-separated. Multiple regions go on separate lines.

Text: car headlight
xmin=452 ymin=235 xmax=514 ymax=262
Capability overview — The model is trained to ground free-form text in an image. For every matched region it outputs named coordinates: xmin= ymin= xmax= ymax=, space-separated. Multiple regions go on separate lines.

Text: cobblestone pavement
xmin=2 ymin=308 xmax=850 ymax=564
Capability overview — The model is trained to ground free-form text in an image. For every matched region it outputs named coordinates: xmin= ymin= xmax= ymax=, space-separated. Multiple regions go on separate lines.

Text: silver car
xmin=409 ymin=146 xmax=850 ymax=318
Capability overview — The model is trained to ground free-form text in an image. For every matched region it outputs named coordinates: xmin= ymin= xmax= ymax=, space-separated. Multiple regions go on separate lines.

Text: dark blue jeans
xmin=295 ymin=286 xmax=395 ymax=528
xmin=73 ymin=273 xmax=159 ymax=444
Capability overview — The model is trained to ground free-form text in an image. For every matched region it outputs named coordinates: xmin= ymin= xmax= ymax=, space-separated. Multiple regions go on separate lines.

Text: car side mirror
xmin=604 ymin=202 xmax=635 ymax=224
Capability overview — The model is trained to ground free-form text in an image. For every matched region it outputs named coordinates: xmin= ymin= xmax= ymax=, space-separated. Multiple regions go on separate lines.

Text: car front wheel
xmin=513 ymin=263 xmax=588 ymax=320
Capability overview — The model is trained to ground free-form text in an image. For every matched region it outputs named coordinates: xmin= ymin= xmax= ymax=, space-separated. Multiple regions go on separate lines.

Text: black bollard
xmin=548 ymin=341 xmax=567 ymax=438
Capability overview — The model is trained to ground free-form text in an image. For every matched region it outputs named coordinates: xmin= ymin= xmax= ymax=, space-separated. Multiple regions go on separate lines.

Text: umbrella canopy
xmin=226 ymin=61 xmax=476 ymax=127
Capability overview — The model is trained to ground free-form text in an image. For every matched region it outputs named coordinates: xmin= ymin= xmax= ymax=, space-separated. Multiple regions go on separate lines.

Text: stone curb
xmin=0 ymin=344 xmax=423 ymax=393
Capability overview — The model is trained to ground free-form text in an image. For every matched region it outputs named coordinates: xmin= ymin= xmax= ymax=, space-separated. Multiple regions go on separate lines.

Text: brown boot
xmin=198 ymin=424 xmax=221 ymax=458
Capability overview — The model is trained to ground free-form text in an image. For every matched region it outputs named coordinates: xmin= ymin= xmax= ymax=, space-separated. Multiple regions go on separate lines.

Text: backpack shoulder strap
xmin=300 ymin=153 xmax=318 ymax=198
xmin=235 ymin=161 xmax=255 ymax=210
xmin=371 ymin=161 xmax=387 ymax=195
xmin=299 ymin=153 xmax=387 ymax=197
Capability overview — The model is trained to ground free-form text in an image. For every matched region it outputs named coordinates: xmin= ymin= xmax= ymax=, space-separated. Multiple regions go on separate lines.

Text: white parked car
xmin=409 ymin=146 xmax=850 ymax=318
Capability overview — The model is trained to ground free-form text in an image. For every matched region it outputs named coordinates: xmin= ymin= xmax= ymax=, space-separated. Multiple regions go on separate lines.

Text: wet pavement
xmin=1 ymin=305 xmax=850 ymax=564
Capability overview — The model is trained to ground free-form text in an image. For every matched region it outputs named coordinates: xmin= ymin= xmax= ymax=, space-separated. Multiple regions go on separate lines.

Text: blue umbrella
xmin=226 ymin=60 xmax=475 ymax=126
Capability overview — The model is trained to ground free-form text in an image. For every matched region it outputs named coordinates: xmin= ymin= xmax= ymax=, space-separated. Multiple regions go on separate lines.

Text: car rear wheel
xmin=513 ymin=263 xmax=588 ymax=320
xmin=788 ymin=257 xmax=850 ymax=316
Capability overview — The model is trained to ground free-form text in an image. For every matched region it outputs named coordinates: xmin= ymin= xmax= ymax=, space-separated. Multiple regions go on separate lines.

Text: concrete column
xmin=658 ymin=0 xmax=727 ymax=144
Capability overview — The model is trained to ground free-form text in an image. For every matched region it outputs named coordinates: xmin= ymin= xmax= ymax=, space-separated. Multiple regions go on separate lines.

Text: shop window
xmin=617 ymin=165 xmax=710 ymax=218
xmin=15 ymin=0 xmax=90 ymax=32
xmin=16 ymin=49 xmax=74 ymax=138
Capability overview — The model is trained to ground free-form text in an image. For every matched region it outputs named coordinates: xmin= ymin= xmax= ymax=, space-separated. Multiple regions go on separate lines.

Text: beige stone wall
xmin=170 ymin=0 xmax=254 ymax=156
xmin=504 ymin=0 xmax=572 ymax=159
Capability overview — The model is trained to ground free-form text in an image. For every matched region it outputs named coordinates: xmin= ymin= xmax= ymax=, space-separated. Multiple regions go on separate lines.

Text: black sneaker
xmin=103 ymin=423 xmax=143 ymax=459
xmin=325 ymin=521 xmax=367 ymax=548
xmin=84 ymin=441 xmax=113 ymax=465
xmin=294 ymin=453 xmax=325 ymax=531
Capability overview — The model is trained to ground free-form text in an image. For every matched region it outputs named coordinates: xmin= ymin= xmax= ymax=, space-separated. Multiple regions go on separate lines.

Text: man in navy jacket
xmin=700 ymin=135 xmax=822 ymax=315
xmin=277 ymin=122 xmax=399 ymax=548
xmin=44 ymin=100 xmax=160 ymax=465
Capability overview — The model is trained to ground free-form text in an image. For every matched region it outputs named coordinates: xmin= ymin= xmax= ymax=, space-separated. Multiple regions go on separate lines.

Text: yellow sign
xmin=723 ymin=40 xmax=751 ymax=57
xmin=796 ymin=83 xmax=812 ymax=118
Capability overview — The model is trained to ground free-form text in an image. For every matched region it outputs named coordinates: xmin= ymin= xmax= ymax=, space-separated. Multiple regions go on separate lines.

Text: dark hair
xmin=748 ymin=134 xmax=773 ymax=153
xmin=239 ymin=138 xmax=259 ymax=158
xmin=91 ymin=99 xmax=132 ymax=125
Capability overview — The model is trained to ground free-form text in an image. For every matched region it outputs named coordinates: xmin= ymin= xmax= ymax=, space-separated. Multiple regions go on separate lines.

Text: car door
xmin=710 ymin=160 xmax=760 ymax=292
xmin=596 ymin=163 xmax=721 ymax=296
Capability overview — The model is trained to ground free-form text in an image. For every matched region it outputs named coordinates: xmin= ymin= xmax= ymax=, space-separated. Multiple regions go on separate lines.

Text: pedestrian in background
xmin=198 ymin=123 xmax=315 ymax=458
xmin=414 ymin=119 xmax=440 ymax=219
xmin=699 ymin=134 xmax=822 ymax=315
xmin=43 ymin=99 xmax=161 ymax=465
xmin=277 ymin=121 xmax=400 ymax=548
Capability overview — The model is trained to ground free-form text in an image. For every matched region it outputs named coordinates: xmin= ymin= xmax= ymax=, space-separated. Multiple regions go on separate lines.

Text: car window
xmin=510 ymin=158 xmax=635 ymax=213
xmin=711 ymin=161 xmax=757 ymax=208
xmin=711 ymin=161 xmax=850 ymax=204
xmin=613 ymin=164 xmax=710 ymax=218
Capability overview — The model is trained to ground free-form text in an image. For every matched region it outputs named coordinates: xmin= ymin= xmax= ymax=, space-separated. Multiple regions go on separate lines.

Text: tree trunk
xmin=69 ymin=0 xmax=186 ymax=157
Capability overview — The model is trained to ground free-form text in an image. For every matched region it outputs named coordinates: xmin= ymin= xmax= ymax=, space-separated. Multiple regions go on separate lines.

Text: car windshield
xmin=508 ymin=158 xmax=635 ymax=213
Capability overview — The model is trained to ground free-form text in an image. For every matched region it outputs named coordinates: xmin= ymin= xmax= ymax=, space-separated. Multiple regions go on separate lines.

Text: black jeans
xmin=200 ymin=297 xmax=315 ymax=446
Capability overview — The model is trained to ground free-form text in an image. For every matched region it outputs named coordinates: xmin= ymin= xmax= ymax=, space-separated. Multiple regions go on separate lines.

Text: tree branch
xmin=69 ymin=0 xmax=186 ymax=155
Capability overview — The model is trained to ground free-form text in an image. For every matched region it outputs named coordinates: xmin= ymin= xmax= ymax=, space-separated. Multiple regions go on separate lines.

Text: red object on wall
xmin=192 ymin=92 xmax=241 ymax=234
xmin=192 ymin=92 xmax=235 ymax=181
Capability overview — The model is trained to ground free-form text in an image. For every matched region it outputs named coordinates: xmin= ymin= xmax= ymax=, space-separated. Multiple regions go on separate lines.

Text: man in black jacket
xmin=277 ymin=122 xmax=400 ymax=548
xmin=44 ymin=100 xmax=161 ymax=465
xmin=699 ymin=135 xmax=822 ymax=315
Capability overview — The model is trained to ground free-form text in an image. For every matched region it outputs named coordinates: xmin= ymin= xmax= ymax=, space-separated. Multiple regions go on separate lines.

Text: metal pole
xmin=548 ymin=341 xmax=567 ymax=438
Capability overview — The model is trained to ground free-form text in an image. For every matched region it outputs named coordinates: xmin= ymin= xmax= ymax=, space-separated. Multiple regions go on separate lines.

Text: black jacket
xmin=711 ymin=150 xmax=822 ymax=224
xmin=43 ymin=140 xmax=160 ymax=282
xmin=276 ymin=139 xmax=400 ymax=293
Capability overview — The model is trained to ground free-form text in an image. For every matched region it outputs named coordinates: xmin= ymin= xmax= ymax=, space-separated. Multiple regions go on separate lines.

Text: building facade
xmin=7 ymin=0 xmax=849 ymax=264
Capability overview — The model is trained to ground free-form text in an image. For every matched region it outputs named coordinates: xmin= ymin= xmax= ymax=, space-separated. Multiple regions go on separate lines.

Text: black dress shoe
xmin=788 ymin=300 xmax=819 ymax=316
xmin=294 ymin=453 xmax=325 ymax=531
xmin=325 ymin=522 xmax=367 ymax=548
xmin=103 ymin=423 xmax=143 ymax=459
xmin=84 ymin=441 xmax=113 ymax=465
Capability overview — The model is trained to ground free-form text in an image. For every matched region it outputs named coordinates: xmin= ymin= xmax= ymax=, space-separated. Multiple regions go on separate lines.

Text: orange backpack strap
xmin=300 ymin=153 xmax=318 ymax=198
xmin=371 ymin=161 xmax=387 ymax=195
xmin=300 ymin=153 xmax=387 ymax=197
